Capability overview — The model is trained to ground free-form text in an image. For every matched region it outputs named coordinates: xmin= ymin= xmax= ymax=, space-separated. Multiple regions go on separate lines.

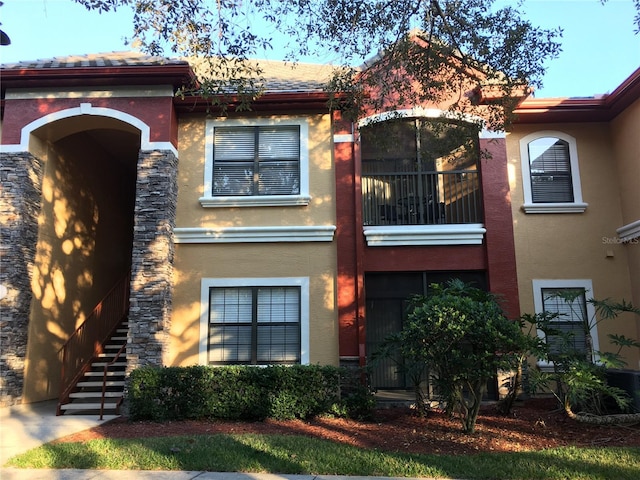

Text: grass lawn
xmin=5 ymin=433 xmax=640 ymax=480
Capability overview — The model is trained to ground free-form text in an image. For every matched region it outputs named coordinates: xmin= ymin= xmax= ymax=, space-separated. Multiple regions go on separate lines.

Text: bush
xmin=127 ymin=364 xmax=374 ymax=421
xmin=376 ymin=279 xmax=532 ymax=433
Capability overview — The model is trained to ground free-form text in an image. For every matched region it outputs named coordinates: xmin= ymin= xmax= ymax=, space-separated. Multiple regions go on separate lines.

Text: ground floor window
xmin=532 ymin=279 xmax=599 ymax=361
xmin=200 ymin=277 xmax=310 ymax=365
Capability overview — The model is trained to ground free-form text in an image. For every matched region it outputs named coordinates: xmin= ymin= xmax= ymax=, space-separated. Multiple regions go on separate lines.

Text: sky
xmin=0 ymin=0 xmax=638 ymax=99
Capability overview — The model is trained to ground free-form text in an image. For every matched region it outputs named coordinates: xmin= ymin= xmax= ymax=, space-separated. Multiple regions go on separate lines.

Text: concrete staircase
xmin=58 ymin=321 xmax=128 ymax=415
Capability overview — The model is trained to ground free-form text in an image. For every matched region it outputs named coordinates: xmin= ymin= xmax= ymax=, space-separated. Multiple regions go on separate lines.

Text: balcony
xmin=361 ymin=170 xmax=486 ymax=246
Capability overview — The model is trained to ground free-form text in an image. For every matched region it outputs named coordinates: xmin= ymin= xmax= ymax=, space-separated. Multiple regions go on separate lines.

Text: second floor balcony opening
xmin=361 ymin=117 xmax=484 ymax=226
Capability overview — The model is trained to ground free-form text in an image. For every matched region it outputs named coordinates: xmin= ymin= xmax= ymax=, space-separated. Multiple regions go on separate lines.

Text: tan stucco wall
xmin=175 ymin=113 xmax=335 ymax=227
xmin=611 ymin=97 xmax=640 ymax=345
xmin=170 ymin=242 xmax=338 ymax=366
xmin=507 ymin=123 xmax=639 ymax=369
xmin=170 ymin=113 xmax=339 ymax=367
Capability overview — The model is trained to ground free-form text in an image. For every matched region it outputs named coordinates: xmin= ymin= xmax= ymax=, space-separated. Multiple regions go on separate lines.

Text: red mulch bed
xmin=54 ymin=398 xmax=640 ymax=455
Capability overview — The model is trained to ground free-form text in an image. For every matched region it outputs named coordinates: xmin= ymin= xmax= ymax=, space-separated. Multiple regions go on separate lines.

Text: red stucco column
xmin=480 ymin=136 xmax=520 ymax=319
xmin=333 ymin=113 xmax=366 ymax=365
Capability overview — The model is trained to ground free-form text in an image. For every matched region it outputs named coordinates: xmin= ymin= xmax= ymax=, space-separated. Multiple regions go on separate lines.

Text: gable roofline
xmin=513 ymin=67 xmax=640 ymax=124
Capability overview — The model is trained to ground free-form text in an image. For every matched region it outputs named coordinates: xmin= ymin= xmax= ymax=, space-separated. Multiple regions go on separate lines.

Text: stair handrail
xmin=58 ymin=272 xmax=131 ymax=414
xmin=100 ymin=342 xmax=127 ymax=420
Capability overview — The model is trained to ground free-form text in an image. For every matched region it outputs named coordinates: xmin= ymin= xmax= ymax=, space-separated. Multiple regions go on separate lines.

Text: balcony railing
xmin=362 ymin=170 xmax=483 ymax=226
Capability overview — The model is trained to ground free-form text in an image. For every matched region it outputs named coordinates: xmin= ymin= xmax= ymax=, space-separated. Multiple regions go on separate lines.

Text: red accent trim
xmin=514 ymin=67 xmax=640 ymax=123
xmin=363 ymin=245 xmax=486 ymax=271
xmin=1 ymin=97 xmax=176 ymax=146
xmin=0 ymin=65 xmax=195 ymax=92
xmin=479 ymin=138 xmax=520 ymax=319
xmin=174 ymin=92 xmax=332 ymax=114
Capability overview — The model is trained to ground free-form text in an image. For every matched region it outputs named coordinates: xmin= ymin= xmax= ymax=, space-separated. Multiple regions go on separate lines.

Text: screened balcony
xmin=360 ymin=117 xmax=484 ymax=227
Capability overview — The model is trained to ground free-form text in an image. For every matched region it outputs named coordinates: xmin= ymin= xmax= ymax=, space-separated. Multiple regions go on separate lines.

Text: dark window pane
xmin=529 ymin=138 xmax=574 ymax=203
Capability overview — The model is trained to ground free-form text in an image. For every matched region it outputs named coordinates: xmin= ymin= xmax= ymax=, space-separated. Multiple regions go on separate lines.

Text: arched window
xmin=519 ymin=132 xmax=587 ymax=213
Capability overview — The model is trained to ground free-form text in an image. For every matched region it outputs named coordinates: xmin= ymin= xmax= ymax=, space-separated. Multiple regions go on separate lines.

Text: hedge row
xmin=127 ymin=364 xmax=375 ymax=421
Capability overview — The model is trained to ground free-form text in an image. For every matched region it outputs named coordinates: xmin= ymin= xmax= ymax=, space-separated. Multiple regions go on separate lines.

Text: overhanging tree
xmin=72 ymin=0 xmax=567 ymax=129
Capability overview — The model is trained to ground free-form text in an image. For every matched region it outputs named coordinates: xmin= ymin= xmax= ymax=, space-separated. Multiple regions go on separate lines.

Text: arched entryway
xmin=0 ymin=105 xmax=179 ymax=406
xmin=22 ymin=114 xmax=140 ymax=403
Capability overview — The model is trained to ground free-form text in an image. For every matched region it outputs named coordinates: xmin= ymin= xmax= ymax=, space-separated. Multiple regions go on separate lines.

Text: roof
xmin=0 ymin=51 xmax=338 ymax=94
xmin=514 ymin=67 xmax=640 ymax=123
xmin=0 ymin=51 xmax=189 ymax=70
xmin=0 ymin=51 xmax=196 ymax=93
xmin=185 ymin=57 xmax=338 ymax=94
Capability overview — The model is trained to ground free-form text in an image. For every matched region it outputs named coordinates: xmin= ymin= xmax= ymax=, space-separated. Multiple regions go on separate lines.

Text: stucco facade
xmin=1 ymin=52 xmax=637 ymax=408
xmin=170 ymin=112 xmax=339 ymax=367
xmin=509 ymin=71 xmax=640 ymax=369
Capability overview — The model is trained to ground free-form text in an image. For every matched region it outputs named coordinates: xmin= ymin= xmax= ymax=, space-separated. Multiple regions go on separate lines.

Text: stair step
xmin=60 ymin=402 xmax=119 ymax=411
xmin=104 ymin=344 xmax=126 ymax=349
xmin=83 ymin=371 xmax=125 ymax=377
xmin=92 ymin=362 xmax=127 ymax=367
xmin=110 ymin=336 xmax=127 ymax=341
xmin=69 ymin=391 xmax=122 ymax=398
xmin=77 ymin=381 xmax=125 ymax=387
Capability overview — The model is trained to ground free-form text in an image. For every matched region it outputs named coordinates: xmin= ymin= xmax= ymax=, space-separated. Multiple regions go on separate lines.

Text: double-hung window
xmin=201 ymin=117 xmax=310 ymax=207
xmin=200 ymin=278 xmax=310 ymax=365
xmin=532 ymin=279 xmax=599 ymax=363
xmin=540 ymin=287 xmax=587 ymax=355
xmin=213 ymin=126 xmax=300 ymax=196
xmin=519 ymin=132 xmax=587 ymax=213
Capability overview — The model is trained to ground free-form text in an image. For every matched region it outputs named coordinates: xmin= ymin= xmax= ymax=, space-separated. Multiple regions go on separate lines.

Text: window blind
xmin=208 ymin=286 xmax=301 ymax=364
xmin=542 ymin=288 xmax=588 ymax=355
xmin=529 ymin=138 xmax=574 ymax=203
xmin=213 ymin=126 xmax=300 ymax=196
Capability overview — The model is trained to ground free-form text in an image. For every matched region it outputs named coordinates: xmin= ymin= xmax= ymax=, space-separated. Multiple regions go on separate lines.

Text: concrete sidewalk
xmin=0 ymin=400 xmax=119 ymax=465
xmin=0 ymin=400 xmax=446 ymax=480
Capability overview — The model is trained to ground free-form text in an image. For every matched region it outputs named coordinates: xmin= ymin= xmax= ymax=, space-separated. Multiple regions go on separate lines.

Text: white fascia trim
xmin=333 ymin=133 xmax=354 ymax=143
xmin=479 ymin=129 xmax=506 ymax=139
xmin=202 ymin=116 xmax=310 ymax=204
xmin=358 ymin=107 xmax=486 ymax=129
xmin=199 ymin=277 xmax=310 ymax=365
xmin=519 ymin=131 xmax=585 ymax=214
xmin=0 ymin=103 xmax=178 ymax=157
xmin=199 ymin=195 xmax=311 ymax=208
xmin=175 ymin=225 xmax=336 ymax=243
xmin=532 ymin=279 xmax=600 ymax=368
xmin=617 ymin=219 xmax=640 ymax=242
xmin=5 ymin=85 xmax=174 ymax=100
xmin=522 ymin=202 xmax=588 ymax=214
xmin=363 ymin=224 xmax=486 ymax=246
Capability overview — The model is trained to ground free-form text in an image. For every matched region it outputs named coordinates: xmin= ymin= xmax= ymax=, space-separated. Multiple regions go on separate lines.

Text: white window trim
xmin=519 ymin=131 xmax=588 ymax=214
xmin=200 ymin=117 xmax=311 ymax=207
xmin=532 ymin=279 xmax=600 ymax=369
xmin=199 ymin=277 xmax=310 ymax=365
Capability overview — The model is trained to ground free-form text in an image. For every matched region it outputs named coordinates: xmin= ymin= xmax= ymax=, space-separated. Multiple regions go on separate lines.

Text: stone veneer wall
xmin=127 ymin=150 xmax=178 ymax=371
xmin=0 ymin=152 xmax=44 ymax=406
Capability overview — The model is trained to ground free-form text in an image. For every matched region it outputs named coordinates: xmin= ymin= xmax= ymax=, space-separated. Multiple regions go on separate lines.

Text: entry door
xmin=365 ymin=271 xmax=488 ymax=391
xmin=366 ymin=298 xmax=408 ymax=389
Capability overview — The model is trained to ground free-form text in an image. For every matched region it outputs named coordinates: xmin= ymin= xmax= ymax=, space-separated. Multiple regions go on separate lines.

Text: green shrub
xmin=127 ymin=364 xmax=374 ymax=422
